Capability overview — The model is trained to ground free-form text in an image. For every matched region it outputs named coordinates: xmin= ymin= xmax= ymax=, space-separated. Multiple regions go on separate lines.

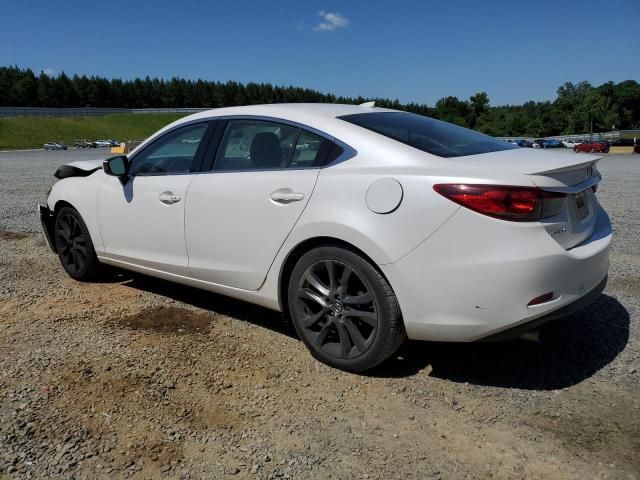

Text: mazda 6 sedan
xmin=39 ymin=103 xmax=611 ymax=372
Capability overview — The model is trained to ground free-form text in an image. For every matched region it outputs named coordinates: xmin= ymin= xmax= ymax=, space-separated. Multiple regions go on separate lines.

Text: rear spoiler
xmin=541 ymin=174 xmax=601 ymax=194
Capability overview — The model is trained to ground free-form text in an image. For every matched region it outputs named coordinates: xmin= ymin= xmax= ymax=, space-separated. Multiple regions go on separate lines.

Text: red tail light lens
xmin=433 ymin=184 xmax=566 ymax=221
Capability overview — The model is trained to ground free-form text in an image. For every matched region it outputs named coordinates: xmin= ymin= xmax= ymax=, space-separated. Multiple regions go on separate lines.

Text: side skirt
xmin=97 ymin=255 xmax=282 ymax=312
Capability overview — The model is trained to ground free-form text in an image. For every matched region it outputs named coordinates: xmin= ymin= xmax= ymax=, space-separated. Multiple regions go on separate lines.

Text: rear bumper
xmin=478 ymin=274 xmax=607 ymax=341
xmin=381 ymin=203 xmax=612 ymax=342
xmin=38 ymin=204 xmax=56 ymax=252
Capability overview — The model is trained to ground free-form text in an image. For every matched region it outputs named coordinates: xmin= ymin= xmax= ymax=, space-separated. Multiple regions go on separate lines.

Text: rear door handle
xmin=159 ymin=191 xmax=182 ymax=205
xmin=270 ymin=191 xmax=305 ymax=204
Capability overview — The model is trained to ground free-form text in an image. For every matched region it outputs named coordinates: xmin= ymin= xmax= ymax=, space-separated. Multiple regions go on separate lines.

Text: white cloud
xmin=42 ymin=68 xmax=57 ymax=77
xmin=313 ymin=11 xmax=350 ymax=32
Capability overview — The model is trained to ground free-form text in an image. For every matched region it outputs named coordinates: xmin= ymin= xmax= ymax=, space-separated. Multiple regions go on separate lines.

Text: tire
xmin=53 ymin=207 xmax=101 ymax=281
xmin=287 ymin=246 xmax=406 ymax=372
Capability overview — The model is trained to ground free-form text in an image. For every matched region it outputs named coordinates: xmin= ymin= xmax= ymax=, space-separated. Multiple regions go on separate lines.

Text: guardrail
xmin=0 ymin=107 xmax=209 ymax=118
xmin=131 ymin=108 xmax=208 ymax=115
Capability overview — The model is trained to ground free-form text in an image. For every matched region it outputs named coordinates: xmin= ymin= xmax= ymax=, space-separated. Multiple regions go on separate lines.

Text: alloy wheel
xmin=293 ymin=260 xmax=378 ymax=360
xmin=55 ymin=213 xmax=88 ymax=275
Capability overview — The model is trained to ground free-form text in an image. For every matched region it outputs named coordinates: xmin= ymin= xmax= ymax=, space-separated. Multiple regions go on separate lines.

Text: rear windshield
xmin=339 ymin=112 xmax=518 ymax=158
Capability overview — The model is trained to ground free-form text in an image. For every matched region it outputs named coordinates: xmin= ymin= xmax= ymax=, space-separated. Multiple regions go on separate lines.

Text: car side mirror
xmin=103 ymin=155 xmax=129 ymax=176
xmin=103 ymin=155 xmax=130 ymax=185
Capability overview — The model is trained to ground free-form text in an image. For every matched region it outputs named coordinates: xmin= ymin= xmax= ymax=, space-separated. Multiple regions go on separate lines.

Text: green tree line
xmin=1 ymin=66 xmax=638 ymax=137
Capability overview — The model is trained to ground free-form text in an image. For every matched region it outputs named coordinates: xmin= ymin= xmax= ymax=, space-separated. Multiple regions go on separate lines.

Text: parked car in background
xmin=94 ymin=140 xmax=112 ymax=147
xmin=514 ymin=139 xmax=533 ymax=148
xmin=39 ymin=103 xmax=611 ymax=372
xmin=610 ymin=138 xmax=635 ymax=147
xmin=542 ymin=139 xmax=564 ymax=149
xmin=43 ymin=142 xmax=67 ymax=150
xmin=74 ymin=139 xmax=96 ymax=149
xmin=562 ymin=139 xmax=583 ymax=149
xmin=532 ymin=139 xmax=545 ymax=148
xmin=574 ymin=140 xmax=609 ymax=153
xmin=107 ymin=139 xmax=120 ymax=147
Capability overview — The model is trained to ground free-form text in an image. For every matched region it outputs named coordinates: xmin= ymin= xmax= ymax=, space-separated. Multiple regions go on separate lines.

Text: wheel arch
xmin=47 ymin=175 xmax=105 ymax=253
xmin=53 ymin=199 xmax=77 ymax=214
xmin=277 ymin=236 xmax=395 ymax=315
xmin=51 ymin=198 xmax=103 ymax=254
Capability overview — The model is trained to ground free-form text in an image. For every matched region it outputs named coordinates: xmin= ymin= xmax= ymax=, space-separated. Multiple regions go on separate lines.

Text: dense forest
xmin=1 ymin=66 xmax=639 ymax=137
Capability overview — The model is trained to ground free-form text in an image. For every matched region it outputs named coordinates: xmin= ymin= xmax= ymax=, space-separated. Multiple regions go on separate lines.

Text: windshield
xmin=339 ymin=112 xmax=518 ymax=158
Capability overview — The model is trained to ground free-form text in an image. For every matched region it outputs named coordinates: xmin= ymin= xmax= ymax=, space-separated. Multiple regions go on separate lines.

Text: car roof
xmin=188 ymin=103 xmax=398 ymax=120
xmin=131 ymin=103 xmax=402 ymax=157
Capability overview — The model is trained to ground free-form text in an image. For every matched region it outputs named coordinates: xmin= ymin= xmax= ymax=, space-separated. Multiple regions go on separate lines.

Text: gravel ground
xmin=0 ymin=149 xmax=638 ymax=479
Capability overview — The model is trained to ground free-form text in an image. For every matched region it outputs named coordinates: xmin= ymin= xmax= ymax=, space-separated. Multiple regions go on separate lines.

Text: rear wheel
xmin=54 ymin=207 xmax=100 ymax=281
xmin=287 ymin=246 xmax=406 ymax=372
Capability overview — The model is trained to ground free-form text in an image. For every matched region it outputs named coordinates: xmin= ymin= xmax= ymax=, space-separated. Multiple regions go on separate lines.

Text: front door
xmin=98 ymin=121 xmax=213 ymax=275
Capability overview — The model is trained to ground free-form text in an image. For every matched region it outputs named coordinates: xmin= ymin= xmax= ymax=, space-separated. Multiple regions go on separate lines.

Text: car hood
xmin=54 ymin=159 xmax=103 ymax=179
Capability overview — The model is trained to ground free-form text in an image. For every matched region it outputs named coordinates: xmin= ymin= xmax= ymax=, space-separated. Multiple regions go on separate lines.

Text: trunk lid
xmin=456 ymin=148 xmax=602 ymax=250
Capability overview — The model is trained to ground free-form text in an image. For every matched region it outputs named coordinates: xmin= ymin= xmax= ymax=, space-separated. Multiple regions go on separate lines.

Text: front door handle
xmin=159 ymin=191 xmax=182 ymax=205
xmin=270 ymin=190 xmax=305 ymax=204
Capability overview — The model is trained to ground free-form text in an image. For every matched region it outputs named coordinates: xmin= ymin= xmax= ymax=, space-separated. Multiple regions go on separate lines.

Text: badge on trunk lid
xmin=575 ymin=191 xmax=589 ymax=220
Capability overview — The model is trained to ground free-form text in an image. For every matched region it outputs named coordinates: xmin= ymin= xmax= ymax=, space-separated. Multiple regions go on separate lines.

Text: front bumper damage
xmin=38 ymin=204 xmax=56 ymax=252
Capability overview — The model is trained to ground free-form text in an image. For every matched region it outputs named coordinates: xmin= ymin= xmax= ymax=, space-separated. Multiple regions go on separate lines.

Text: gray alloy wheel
xmin=288 ymin=246 xmax=406 ymax=372
xmin=54 ymin=207 xmax=100 ymax=281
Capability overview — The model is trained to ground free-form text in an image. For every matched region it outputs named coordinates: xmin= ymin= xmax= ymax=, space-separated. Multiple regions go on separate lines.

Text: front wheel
xmin=54 ymin=207 xmax=101 ymax=281
xmin=287 ymin=246 xmax=406 ymax=372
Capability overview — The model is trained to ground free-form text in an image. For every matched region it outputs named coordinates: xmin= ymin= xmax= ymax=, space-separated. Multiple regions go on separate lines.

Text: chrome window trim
xmin=127 ymin=114 xmax=357 ymax=176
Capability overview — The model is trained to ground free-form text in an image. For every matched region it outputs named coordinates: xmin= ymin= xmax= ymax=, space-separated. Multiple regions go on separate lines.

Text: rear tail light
xmin=433 ymin=184 xmax=566 ymax=221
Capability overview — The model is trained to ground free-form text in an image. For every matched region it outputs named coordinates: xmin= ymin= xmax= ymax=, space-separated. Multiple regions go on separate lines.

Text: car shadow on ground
xmin=372 ymin=294 xmax=630 ymax=390
xmin=117 ymin=272 xmax=298 ymax=339
xmin=113 ymin=269 xmax=629 ymax=390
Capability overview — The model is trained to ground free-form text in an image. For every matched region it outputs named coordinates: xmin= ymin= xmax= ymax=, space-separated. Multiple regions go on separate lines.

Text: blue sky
xmin=1 ymin=0 xmax=638 ymax=106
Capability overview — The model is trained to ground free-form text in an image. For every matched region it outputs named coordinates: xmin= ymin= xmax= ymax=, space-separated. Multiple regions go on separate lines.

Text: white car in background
xmin=563 ymin=139 xmax=583 ymax=149
xmin=39 ymin=103 xmax=611 ymax=372
xmin=93 ymin=140 xmax=112 ymax=147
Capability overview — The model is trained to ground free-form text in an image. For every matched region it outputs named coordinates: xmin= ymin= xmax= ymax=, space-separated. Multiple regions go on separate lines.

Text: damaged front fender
xmin=54 ymin=159 xmax=104 ymax=179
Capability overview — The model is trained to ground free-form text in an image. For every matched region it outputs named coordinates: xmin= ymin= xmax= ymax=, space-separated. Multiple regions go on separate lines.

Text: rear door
xmin=185 ymin=118 xmax=334 ymax=290
xmin=98 ymin=121 xmax=215 ymax=275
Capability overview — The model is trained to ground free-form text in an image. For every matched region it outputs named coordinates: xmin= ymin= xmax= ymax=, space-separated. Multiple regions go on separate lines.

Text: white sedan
xmin=39 ymin=103 xmax=611 ymax=372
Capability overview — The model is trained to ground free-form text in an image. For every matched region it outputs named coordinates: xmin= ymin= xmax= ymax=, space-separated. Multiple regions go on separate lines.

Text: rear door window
xmin=213 ymin=120 xmax=332 ymax=171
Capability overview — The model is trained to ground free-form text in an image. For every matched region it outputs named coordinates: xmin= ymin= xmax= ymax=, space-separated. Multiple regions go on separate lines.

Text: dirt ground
xmin=0 ymin=230 xmax=638 ymax=480
xmin=1 ymin=147 xmax=639 ymax=480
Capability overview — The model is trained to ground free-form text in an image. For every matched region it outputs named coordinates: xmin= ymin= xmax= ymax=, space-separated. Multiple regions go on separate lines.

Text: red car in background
xmin=574 ymin=140 xmax=609 ymax=153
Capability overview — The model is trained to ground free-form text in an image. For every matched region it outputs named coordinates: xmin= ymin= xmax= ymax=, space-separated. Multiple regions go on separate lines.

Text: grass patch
xmin=0 ymin=113 xmax=189 ymax=150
